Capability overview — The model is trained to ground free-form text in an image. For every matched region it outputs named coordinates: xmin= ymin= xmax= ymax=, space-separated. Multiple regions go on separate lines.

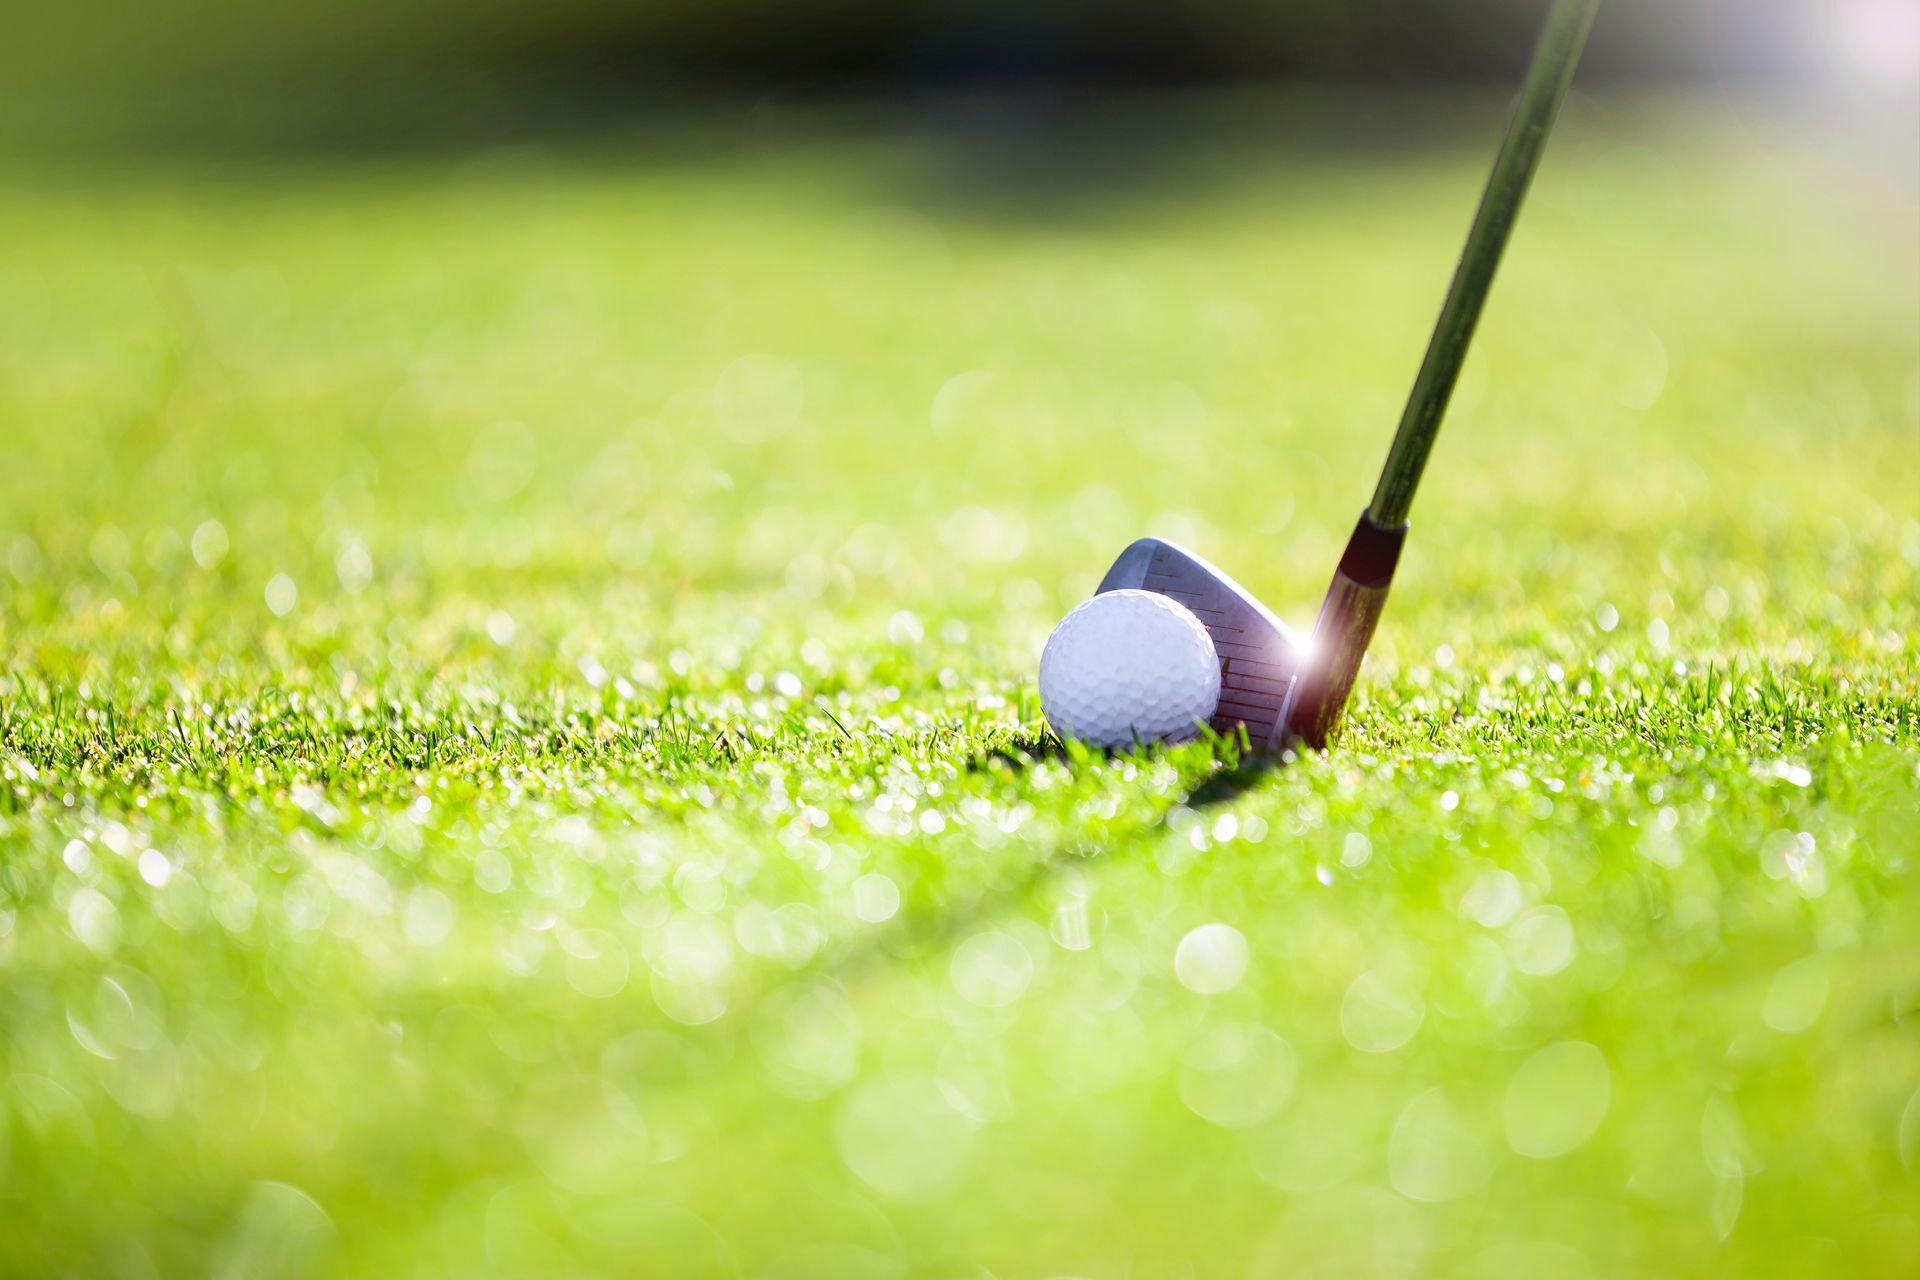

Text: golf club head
xmin=1096 ymin=537 xmax=1303 ymax=744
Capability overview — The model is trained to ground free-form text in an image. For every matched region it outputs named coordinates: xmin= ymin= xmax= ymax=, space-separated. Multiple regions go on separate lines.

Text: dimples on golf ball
xmin=1039 ymin=590 xmax=1222 ymax=747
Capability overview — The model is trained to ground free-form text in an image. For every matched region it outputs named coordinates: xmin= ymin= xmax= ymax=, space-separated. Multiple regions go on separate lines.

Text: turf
xmin=1 ymin=96 xmax=1917 ymax=1278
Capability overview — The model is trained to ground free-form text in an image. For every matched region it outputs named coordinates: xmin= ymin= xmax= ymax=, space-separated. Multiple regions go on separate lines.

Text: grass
xmin=1 ymin=94 xmax=1917 ymax=1278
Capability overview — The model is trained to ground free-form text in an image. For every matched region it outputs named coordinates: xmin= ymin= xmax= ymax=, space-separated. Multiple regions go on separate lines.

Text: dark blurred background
xmin=5 ymin=0 xmax=1916 ymax=155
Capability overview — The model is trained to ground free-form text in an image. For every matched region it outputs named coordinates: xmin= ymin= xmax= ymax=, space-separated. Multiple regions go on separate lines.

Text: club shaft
xmin=1282 ymin=0 xmax=1599 ymax=750
xmin=1367 ymin=0 xmax=1600 ymax=528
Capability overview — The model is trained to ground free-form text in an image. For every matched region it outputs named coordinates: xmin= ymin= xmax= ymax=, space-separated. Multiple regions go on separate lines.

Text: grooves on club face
xmin=1096 ymin=537 xmax=1303 ymax=743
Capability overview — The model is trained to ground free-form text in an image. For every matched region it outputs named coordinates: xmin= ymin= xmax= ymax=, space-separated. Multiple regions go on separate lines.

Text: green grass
xmin=2 ymin=96 xmax=1918 ymax=1278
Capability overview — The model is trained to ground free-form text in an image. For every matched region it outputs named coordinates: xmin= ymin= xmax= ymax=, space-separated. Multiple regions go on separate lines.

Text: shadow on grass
xmin=861 ymin=729 xmax=1289 ymax=974
xmin=969 ymin=726 xmax=1287 ymax=807
xmin=1181 ymin=754 xmax=1277 ymax=810
xmin=667 ymin=730 xmax=1297 ymax=1107
xmin=967 ymin=732 xmax=1076 ymax=770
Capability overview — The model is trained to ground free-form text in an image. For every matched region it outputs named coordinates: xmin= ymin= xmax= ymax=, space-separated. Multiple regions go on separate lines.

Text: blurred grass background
xmin=2 ymin=2 xmax=1918 ymax=1278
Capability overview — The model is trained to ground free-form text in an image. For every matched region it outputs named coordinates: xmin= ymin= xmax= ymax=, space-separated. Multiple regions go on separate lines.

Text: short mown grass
xmin=2 ymin=94 xmax=1917 ymax=1278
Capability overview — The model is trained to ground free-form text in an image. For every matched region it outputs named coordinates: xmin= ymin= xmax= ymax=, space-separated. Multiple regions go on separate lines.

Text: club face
xmin=1096 ymin=537 xmax=1303 ymax=743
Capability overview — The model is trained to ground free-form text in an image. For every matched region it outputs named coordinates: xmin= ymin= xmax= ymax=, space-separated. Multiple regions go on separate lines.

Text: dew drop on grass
xmin=673 ymin=863 xmax=727 ymax=914
xmin=599 ymin=1030 xmax=710 ymax=1165
xmin=851 ymin=873 xmax=899 ymax=924
xmin=1175 ymin=923 xmax=1249 ymax=995
xmin=473 ymin=849 xmax=512 ymax=894
xmin=1178 ymin=1022 xmax=1296 ymax=1129
xmin=1504 ymin=1041 xmax=1611 ymax=1158
xmin=1761 ymin=955 xmax=1829 ymax=1033
xmin=649 ymin=918 xmax=736 ymax=1026
xmin=265 ymin=573 xmax=298 ymax=617
xmin=1251 ymin=1185 xmax=1427 ymax=1277
xmin=402 ymin=887 xmax=455 ymax=946
xmin=190 ymin=519 xmax=228 ymax=568
xmin=1049 ymin=894 xmax=1092 ymax=951
xmin=930 ymin=369 xmax=997 ymax=433
xmin=67 ymin=977 xmax=136 ymax=1060
xmin=68 ymin=889 xmax=119 ymax=954
xmin=652 ymin=972 xmax=730 ymax=1027
xmin=951 ymin=931 xmax=1034 ymax=1008
xmin=755 ymin=983 xmax=861 ymax=1100
xmin=1341 ymin=971 xmax=1424 ymax=1053
xmin=213 ymin=1181 xmax=337 ymax=1280
xmin=563 ymin=929 xmax=630 ymax=999
xmin=138 ymin=849 xmax=171 ymax=888
xmin=212 ymin=880 xmax=256 ymax=934
xmin=834 ymin=1075 xmax=977 ymax=1201
xmin=1507 ymin=906 xmax=1577 ymax=976
xmin=333 ymin=535 xmax=372 ymax=591
xmin=1710 ymin=1174 xmax=1744 ymax=1241
xmin=734 ymin=902 xmax=822 ymax=968
xmin=1701 ymin=1094 xmax=1758 ymax=1178
xmin=1899 ymin=1088 xmax=1920 ymax=1174
xmin=937 ymin=1037 xmax=1016 ymax=1125
xmin=99 ymin=1038 xmax=181 ymax=1119
xmin=1462 ymin=869 xmax=1523 ymax=928
xmin=1389 ymin=1086 xmax=1493 ymax=1202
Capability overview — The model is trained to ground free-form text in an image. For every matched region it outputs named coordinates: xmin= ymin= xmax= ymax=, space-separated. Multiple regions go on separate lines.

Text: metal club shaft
xmin=1282 ymin=0 xmax=1601 ymax=750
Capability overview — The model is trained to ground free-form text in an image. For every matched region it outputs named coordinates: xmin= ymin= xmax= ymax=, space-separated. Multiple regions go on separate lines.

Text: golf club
xmin=1093 ymin=0 xmax=1601 ymax=751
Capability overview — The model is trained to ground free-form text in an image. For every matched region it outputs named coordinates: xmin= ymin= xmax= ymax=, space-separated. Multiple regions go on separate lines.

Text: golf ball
xmin=1039 ymin=589 xmax=1222 ymax=748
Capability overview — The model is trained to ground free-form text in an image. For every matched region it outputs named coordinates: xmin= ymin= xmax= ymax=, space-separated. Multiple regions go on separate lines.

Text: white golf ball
xmin=1038 ymin=589 xmax=1222 ymax=748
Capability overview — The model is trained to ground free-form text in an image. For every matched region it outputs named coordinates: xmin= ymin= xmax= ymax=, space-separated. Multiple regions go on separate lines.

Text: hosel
xmin=1278 ymin=513 xmax=1408 ymax=749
